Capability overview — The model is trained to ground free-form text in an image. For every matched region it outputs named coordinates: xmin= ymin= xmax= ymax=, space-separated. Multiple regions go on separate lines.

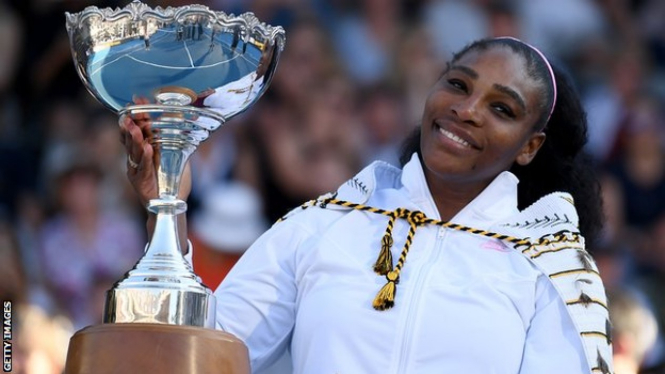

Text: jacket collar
xmin=401 ymin=153 xmax=520 ymax=229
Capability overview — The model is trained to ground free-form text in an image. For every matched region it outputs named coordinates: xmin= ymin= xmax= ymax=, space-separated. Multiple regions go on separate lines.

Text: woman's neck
xmin=424 ymin=172 xmax=492 ymax=221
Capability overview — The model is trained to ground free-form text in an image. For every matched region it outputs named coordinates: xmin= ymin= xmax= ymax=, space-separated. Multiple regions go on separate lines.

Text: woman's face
xmin=420 ymin=46 xmax=546 ymax=187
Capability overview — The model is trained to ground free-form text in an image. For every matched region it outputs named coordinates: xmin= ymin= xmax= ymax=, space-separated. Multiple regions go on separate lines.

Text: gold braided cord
xmin=315 ymin=197 xmax=533 ymax=247
xmin=286 ymin=196 xmax=582 ymax=311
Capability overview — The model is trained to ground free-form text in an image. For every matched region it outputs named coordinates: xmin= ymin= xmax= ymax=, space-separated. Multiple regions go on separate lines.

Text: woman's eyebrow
xmin=493 ymin=83 xmax=526 ymax=111
xmin=450 ymin=65 xmax=478 ymax=79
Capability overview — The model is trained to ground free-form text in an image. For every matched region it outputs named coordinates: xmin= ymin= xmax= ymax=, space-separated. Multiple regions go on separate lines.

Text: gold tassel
xmin=372 ymin=270 xmax=399 ymax=310
xmin=373 ymin=234 xmax=394 ymax=275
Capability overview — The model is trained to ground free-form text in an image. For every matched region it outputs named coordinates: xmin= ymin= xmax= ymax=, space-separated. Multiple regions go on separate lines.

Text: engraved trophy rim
xmin=65 ymin=1 xmax=286 ymax=50
xmin=65 ymin=0 xmax=286 ymax=120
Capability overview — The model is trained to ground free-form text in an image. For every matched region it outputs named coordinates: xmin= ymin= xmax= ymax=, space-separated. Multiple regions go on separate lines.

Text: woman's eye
xmin=492 ymin=103 xmax=515 ymax=118
xmin=447 ymin=79 xmax=466 ymax=91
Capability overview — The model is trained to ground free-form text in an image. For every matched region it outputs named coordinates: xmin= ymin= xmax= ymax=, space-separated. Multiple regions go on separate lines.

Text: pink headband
xmin=495 ymin=37 xmax=557 ymax=124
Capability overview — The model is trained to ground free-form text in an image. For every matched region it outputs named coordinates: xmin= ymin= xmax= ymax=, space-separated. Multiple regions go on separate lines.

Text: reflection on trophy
xmin=63 ymin=1 xmax=285 ymax=373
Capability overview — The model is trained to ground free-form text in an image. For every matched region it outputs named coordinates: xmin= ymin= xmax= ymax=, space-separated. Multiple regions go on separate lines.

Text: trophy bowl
xmin=65 ymin=1 xmax=285 ymax=329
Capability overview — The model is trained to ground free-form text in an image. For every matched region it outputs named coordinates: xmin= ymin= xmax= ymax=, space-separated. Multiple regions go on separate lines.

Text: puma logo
xmin=482 ymin=240 xmax=511 ymax=253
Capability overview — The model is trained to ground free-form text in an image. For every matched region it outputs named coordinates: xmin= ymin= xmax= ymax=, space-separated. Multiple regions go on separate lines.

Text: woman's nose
xmin=451 ymin=97 xmax=481 ymax=126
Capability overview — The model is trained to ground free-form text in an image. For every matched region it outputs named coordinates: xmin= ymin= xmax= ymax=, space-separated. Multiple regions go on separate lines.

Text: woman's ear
xmin=516 ymin=132 xmax=546 ymax=166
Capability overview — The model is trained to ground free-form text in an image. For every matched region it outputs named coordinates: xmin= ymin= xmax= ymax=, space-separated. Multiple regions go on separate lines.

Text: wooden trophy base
xmin=64 ymin=323 xmax=250 ymax=374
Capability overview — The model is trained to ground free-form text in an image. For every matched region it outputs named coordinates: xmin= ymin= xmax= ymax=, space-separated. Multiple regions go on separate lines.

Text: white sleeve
xmin=519 ymin=275 xmax=589 ymax=374
xmin=213 ymin=218 xmax=312 ymax=372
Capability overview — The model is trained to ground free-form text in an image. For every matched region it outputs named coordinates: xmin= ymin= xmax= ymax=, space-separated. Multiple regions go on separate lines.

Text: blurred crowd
xmin=1 ymin=0 xmax=665 ymax=373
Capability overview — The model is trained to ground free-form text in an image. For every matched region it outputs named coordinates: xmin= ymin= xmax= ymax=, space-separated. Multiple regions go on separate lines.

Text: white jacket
xmin=214 ymin=154 xmax=613 ymax=374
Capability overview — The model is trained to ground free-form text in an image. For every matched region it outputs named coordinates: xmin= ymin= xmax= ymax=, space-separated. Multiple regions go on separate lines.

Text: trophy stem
xmin=104 ymin=107 xmax=225 ymax=328
xmin=151 ymin=144 xmax=193 ymax=212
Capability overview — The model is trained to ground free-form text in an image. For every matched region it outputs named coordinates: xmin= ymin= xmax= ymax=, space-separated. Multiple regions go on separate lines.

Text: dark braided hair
xmin=399 ymin=38 xmax=604 ymax=245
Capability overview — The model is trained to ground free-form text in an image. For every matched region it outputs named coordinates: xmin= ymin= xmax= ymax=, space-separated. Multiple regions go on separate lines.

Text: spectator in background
xmin=214 ymin=16 xmax=366 ymax=223
xmin=39 ymin=160 xmax=144 ymax=329
xmin=606 ymin=97 xmax=665 ymax=231
xmin=86 ymin=110 xmax=143 ymax=217
xmin=268 ymin=19 xmax=341 ymax=115
xmin=0 ymin=212 xmax=73 ymax=374
xmin=632 ymin=214 xmax=665 ymax=373
xmin=13 ymin=305 xmax=73 ymax=374
xmin=393 ymin=25 xmax=443 ymax=125
xmin=583 ymin=47 xmax=650 ymax=165
xmin=0 ymin=211 xmax=26 ymax=305
xmin=190 ymin=181 xmax=269 ymax=290
xmin=607 ymin=288 xmax=659 ymax=374
xmin=358 ymin=83 xmax=410 ymax=167
xmin=0 ymin=4 xmax=22 ymax=97
xmin=12 ymin=190 xmax=52 ymax=312
xmin=516 ymin=0 xmax=607 ymax=59
xmin=37 ymin=98 xmax=89 ymax=188
xmin=486 ymin=0 xmax=520 ymax=38
xmin=245 ymin=77 xmax=363 ymax=222
xmin=594 ymin=172 xmax=640 ymax=292
xmin=188 ymin=128 xmax=238 ymax=216
xmin=635 ymin=0 xmax=665 ymax=72
xmin=0 ymin=3 xmax=31 ymax=218
xmin=327 ymin=0 xmax=403 ymax=86
xmin=421 ymin=0 xmax=489 ymax=61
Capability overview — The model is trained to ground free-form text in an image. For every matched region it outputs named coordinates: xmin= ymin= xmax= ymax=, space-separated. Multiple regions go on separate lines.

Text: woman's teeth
xmin=438 ymin=127 xmax=471 ymax=147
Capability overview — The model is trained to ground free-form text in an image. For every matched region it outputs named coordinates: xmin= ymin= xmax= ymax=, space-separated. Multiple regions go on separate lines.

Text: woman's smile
xmin=432 ymin=118 xmax=481 ymax=152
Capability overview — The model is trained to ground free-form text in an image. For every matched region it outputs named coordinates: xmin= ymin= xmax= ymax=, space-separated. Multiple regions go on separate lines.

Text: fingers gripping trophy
xmin=63 ymin=2 xmax=285 ymax=373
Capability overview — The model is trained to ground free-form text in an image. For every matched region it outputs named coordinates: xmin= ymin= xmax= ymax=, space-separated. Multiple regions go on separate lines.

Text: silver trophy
xmin=65 ymin=1 xmax=285 ymax=329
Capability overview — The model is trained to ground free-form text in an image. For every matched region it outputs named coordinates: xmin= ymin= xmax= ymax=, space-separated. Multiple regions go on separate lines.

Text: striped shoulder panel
xmin=493 ymin=192 xmax=613 ymax=373
xmin=520 ymin=236 xmax=613 ymax=374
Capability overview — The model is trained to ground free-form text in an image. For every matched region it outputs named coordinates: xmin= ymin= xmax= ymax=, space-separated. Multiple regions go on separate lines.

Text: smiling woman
xmin=120 ymin=37 xmax=610 ymax=374
xmin=401 ymin=37 xmax=603 ymax=243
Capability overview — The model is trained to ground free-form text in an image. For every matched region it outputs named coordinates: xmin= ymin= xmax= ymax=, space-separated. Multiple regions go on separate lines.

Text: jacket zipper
xmin=394 ymin=227 xmax=447 ymax=373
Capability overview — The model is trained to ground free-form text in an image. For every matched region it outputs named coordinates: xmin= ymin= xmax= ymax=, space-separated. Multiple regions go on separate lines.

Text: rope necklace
xmin=281 ymin=195 xmax=580 ymax=311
